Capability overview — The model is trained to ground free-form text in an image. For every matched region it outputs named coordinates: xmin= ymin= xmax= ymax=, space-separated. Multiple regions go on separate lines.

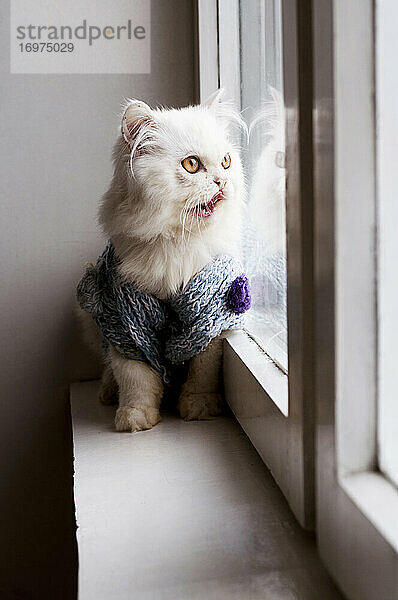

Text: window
xmin=200 ymin=1 xmax=398 ymax=596
xmin=314 ymin=1 xmax=398 ymax=599
xmin=198 ymin=0 xmax=314 ymax=529
xmin=240 ymin=0 xmax=288 ymax=373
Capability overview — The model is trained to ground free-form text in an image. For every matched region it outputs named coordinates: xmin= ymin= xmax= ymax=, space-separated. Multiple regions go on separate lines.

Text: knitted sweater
xmin=77 ymin=243 xmax=251 ymax=382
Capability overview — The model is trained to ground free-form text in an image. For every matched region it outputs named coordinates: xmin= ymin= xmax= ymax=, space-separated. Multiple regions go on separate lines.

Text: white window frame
xmin=376 ymin=0 xmax=398 ymax=490
xmin=197 ymin=0 xmax=315 ymax=529
xmin=313 ymin=1 xmax=398 ymax=599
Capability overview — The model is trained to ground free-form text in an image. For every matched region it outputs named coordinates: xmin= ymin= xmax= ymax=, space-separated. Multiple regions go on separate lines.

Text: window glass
xmin=240 ymin=0 xmax=288 ymax=372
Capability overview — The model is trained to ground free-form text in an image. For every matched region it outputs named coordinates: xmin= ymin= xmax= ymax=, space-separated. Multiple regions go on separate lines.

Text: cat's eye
xmin=182 ymin=156 xmax=200 ymax=173
xmin=221 ymin=153 xmax=231 ymax=169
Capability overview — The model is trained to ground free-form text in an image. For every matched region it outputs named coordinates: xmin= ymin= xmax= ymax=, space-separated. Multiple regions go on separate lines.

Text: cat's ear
xmin=202 ymin=88 xmax=225 ymax=110
xmin=121 ymin=99 xmax=156 ymax=147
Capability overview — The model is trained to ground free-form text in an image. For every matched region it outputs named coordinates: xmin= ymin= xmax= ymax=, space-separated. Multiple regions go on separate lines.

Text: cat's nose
xmin=214 ymin=177 xmax=226 ymax=189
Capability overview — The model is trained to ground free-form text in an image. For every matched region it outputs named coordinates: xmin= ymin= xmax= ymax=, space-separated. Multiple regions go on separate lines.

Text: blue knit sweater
xmin=77 ymin=243 xmax=251 ymax=382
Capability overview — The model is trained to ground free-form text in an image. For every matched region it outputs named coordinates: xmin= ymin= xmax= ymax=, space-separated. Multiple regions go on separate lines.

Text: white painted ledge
xmin=71 ymin=380 xmax=341 ymax=600
xmin=341 ymin=471 xmax=398 ymax=553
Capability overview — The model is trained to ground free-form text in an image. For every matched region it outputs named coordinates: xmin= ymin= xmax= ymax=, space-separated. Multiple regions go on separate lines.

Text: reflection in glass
xmin=240 ymin=0 xmax=287 ymax=372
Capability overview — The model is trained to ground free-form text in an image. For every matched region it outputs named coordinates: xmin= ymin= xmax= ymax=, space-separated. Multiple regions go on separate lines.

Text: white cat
xmin=82 ymin=90 xmax=245 ymax=432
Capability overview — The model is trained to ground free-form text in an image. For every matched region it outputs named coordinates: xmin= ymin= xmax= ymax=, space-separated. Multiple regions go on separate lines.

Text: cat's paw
xmin=115 ymin=405 xmax=161 ymax=432
xmin=178 ymin=392 xmax=222 ymax=421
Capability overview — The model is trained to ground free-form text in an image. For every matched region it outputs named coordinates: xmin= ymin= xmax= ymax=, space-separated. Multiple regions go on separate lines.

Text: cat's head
xmin=102 ymin=91 xmax=245 ymax=243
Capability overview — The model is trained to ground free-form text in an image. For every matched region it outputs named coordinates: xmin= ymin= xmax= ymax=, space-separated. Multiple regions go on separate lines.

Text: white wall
xmin=0 ymin=1 xmax=196 ymax=597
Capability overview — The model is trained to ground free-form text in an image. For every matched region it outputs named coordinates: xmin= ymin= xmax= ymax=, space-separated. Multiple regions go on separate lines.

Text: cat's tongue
xmin=196 ymin=192 xmax=224 ymax=219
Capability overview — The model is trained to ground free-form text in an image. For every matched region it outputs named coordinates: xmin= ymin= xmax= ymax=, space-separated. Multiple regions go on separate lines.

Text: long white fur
xmin=93 ymin=92 xmax=245 ymax=431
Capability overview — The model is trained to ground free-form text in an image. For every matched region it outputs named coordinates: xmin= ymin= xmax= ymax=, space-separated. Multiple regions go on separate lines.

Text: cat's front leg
xmin=178 ymin=336 xmax=224 ymax=420
xmin=110 ymin=348 xmax=163 ymax=432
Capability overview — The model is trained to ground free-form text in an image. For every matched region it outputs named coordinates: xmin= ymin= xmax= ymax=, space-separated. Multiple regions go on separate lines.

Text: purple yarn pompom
xmin=227 ymin=275 xmax=251 ymax=315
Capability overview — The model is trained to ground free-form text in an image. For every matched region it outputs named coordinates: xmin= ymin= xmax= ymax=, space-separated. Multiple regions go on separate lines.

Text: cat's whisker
xmin=194 ymin=205 xmax=201 ymax=239
xmin=181 ymin=204 xmax=192 ymax=240
xmin=182 ymin=200 xmax=193 ymax=236
xmin=179 ymin=205 xmax=187 ymax=241
xmin=183 ymin=201 xmax=194 ymax=239
xmin=181 ymin=197 xmax=200 ymax=240
xmin=129 ymin=152 xmax=135 ymax=179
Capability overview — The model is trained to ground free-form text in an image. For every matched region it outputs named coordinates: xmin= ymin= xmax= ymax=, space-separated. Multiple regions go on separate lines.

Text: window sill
xmin=71 ymin=380 xmax=340 ymax=598
xmin=341 ymin=471 xmax=398 ymax=553
xmin=223 ymin=329 xmax=288 ymax=417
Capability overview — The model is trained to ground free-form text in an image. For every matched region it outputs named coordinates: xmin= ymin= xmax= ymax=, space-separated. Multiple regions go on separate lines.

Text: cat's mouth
xmin=194 ymin=191 xmax=225 ymax=219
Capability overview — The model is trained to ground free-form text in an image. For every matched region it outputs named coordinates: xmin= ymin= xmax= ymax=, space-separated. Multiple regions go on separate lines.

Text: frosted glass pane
xmin=240 ymin=0 xmax=287 ymax=372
